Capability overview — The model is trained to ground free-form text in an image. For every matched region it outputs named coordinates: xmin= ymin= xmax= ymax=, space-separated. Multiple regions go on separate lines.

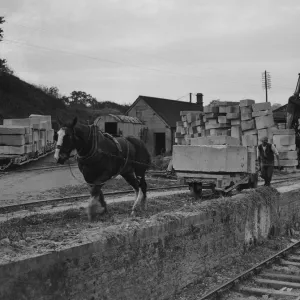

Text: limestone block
xmin=226 ymin=105 xmax=240 ymax=113
xmin=176 ymin=121 xmax=184 ymax=127
xmin=210 ymin=128 xmax=230 ymax=136
xmin=29 ymin=115 xmax=52 ymax=130
xmin=25 ymin=144 xmax=33 ymax=153
xmin=274 ymin=159 xmax=298 ymax=167
xmin=272 ymin=129 xmax=295 ymax=135
xmin=3 ymin=118 xmax=30 ymax=127
xmin=205 ymin=123 xmax=230 ymax=130
xmin=190 ymin=136 xmax=240 ymax=146
xmin=247 ymin=147 xmax=257 ymax=173
xmin=204 ymin=106 xmax=219 ymax=113
xmin=243 ymin=129 xmax=258 ymax=136
xmin=208 ymin=119 xmax=218 ymax=125
xmin=205 ymin=113 xmax=218 ymax=119
xmin=0 ymin=126 xmax=30 ymax=135
xmin=273 ymin=135 xmax=295 ymax=146
xmin=231 ymin=119 xmax=241 ymax=125
xmin=218 ymin=106 xmax=227 ymax=113
xmin=227 ymin=113 xmax=240 ymax=120
xmin=240 ymin=99 xmax=255 ymax=107
xmin=0 ymin=134 xmax=25 ymax=146
xmin=252 ymin=102 xmax=271 ymax=112
xmin=252 ymin=110 xmax=272 ymax=118
xmin=231 ymin=126 xmax=242 ymax=140
xmin=218 ymin=116 xmax=228 ymax=124
xmin=241 ymin=112 xmax=253 ymax=121
xmin=180 ymin=110 xmax=203 ymax=116
xmin=242 ymin=134 xmax=258 ymax=147
xmin=172 ymin=145 xmax=248 ymax=173
xmin=275 ymin=144 xmax=296 ymax=151
xmin=240 ymin=106 xmax=252 ymax=114
xmin=255 ymin=115 xmax=274 ymax=130
xmin=33 ymin=130 xmax=39 ymax=142
xmin=241 ymin=119 xmax=255 ymax=131
xmin=0 ymin=145 xmax=26 ymax=155
xmin=279 ymin=151 xmax=297 ymax=160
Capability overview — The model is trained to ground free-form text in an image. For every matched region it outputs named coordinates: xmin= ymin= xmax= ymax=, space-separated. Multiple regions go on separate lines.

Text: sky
xmin=0 ymin=0 xmax=299 ymax=106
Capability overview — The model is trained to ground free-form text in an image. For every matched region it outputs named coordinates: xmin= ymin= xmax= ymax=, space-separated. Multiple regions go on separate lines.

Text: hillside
xmin=0 ymin=73 xmax=130 ymax=128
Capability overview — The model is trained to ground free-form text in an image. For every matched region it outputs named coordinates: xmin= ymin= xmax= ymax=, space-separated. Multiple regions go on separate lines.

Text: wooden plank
xmin=238 ymin=285 xmax=299 ymax=297
xmin=255 ymin=277 xmax=300 ymax=289
xmin=260 ymin=272 xmax=300 ymax=283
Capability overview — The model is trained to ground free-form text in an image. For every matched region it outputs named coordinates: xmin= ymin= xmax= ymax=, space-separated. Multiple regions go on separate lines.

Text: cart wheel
xmin=189 ymin=183 xmax=202 ymax=200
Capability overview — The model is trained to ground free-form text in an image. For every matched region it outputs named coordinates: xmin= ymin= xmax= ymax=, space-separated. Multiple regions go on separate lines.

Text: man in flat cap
xmin=257 ymin=136 xmax=280 ymax=186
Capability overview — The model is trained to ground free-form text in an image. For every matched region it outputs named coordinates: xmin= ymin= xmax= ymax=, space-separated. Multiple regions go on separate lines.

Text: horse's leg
xmin=87 ymin=184 xmax=107 ymax=221
xmin=121 ymin=172 xmax=142 ymax=216
xmin=139 ymin=175 xmax=148 ymax=211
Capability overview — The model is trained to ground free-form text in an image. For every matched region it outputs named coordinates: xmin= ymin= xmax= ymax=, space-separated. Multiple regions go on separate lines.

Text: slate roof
xmin=129 ymin=95 xmax=203 ymax=127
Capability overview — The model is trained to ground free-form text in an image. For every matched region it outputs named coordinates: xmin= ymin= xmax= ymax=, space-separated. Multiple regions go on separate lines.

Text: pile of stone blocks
xmin=0 ymin=115 xmax=54 ymax=155
xmin=175 ymin=111 xmax=204 ymax=145
xmin=272 ymin=129 xmax=298 ymax=171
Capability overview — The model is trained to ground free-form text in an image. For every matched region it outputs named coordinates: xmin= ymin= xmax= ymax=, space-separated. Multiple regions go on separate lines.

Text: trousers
xmin=261 ymin=165 xmax=274 ymax=186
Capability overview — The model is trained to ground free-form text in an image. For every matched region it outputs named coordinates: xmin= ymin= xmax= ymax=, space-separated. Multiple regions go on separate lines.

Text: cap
xmin=260 ymin=136 xmax=268 ymax=142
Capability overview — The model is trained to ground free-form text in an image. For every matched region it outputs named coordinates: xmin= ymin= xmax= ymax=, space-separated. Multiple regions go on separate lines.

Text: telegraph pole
xmin=262 ymin=70 xmax=271 ymax=102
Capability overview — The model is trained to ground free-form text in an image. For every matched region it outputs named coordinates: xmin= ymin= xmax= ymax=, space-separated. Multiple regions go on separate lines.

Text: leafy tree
xmin=68 ymin=90 xmax=97 ymax=107
xmin=0 ymin=17 xmax=13 ymax=74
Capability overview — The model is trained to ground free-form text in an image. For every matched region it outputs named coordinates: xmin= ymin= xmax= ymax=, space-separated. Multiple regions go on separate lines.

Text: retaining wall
xmin=0 ymin=186 xmax=300 ymax=300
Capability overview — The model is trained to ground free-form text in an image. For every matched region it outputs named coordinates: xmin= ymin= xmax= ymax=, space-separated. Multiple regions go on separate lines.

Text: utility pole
xmin=262 ymin=70 xmax=271 ymax=102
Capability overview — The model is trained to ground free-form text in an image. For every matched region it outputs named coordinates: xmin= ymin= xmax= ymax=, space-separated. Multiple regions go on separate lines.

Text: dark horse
xmin=54 ymin=117 xmax=151 ymax=221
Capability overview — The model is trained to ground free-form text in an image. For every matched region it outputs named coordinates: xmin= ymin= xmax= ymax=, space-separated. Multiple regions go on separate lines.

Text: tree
xmin=0 ymin=17 xmax=14 ymax=74
xmin=68 ymin=91 xmax=97 ymax=107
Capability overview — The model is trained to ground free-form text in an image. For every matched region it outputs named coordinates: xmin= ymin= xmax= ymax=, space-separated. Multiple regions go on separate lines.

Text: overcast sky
xmin=1 ymin=0 xmax=299 ymax=106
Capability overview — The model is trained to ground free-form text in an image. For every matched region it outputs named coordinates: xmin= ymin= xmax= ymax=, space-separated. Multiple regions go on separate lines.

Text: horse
xmin=54 ymin=117 xmax=151 ymax=221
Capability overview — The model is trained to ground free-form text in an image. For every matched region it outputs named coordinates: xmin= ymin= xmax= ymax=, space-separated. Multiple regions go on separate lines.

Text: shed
xmin=94 ymin=114 xmax=145 ymax=139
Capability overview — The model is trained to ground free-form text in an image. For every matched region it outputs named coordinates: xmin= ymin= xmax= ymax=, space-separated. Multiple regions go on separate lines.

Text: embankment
xmin=1 ymin=185 xmax=300 ymax=300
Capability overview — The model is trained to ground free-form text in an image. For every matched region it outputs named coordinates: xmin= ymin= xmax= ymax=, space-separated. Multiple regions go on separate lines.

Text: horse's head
xmin=54 ymin=117 xmax=78 ymax=164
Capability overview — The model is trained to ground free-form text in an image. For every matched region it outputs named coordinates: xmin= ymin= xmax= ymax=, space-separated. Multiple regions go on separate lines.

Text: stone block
xmin=252 ymin=102 xmax=271 ymax=112
xmin=204 ymin=106 xmax=219 ymax=113
xmin=241 ymin=119 xmax=255 ymax=131
xmin=176 ymin=121 xmax=184 ymax=127
xmin=231 ymin=119 xmax=241 ymax=125
xmin=273 ymin=135 xmax=295 ymax=146
xmin=227 ymin=113 xmax=240 ymax=120
xmin=0 ymin=145 xmax=26 ymax=155
xmin=252 ymin=110 xmax=272 ymax=118
xmin=275 ymin=144 xmax=296 ymax=151
xmin=0 ymin=134 xmax=25 ymax=146
xmin=226 ymin=105 xmax=240 ymax=113
xmin=272 ymin=129 xmax=295 ymax=135
xmin=247 ymin=147 xmax=257 ymax=173
xmin=205 ymin=113 xmax=218 ymax=119
xmin=241 ymin=112 xmax=253 ymax=121
xmin=208 ymin=118 xmax=218 ymax=125
xmin=231 ymin=126 xmax=242 ymax=140
xmin=274 ymin=159 xmax=298 ymax=167
xmin=25 ymin=144 xmax=33 ymax=153
xmin=205 ymin=123 xmax=230 ymax=130
xmin=243 ymin=129 xmax=258 ymax=136
xmin=172 ymin=145 xmax=248 ymax=173
xmin=209 ymin=128 xmax=230 ymax=136
xmin=218 ymin=106 xmax=227 ymax=113
xmin=0 ymin=126 xmax=30 ymax=135
xmin=240 ymin=106 xmax=252 ymax=114
xmin=255 ymin=115 xmax=274 ymax=130
xmin=240 ymin=99 xmax=255 ymax=107
xmin=33 ymin=130 xmax=39 ymax=142
xmin=218 ymin=116 xmax=228 ymax=124
xmin=3 ymin=118 xmax=30 ymax=127
xmin=190 ymin=136 xmax=240 ymax=146
xmin=25 ymin=134 xmax=33 ymax=144
xmin=242 ymin=134 xmax=258 ymax=147
xmin=279 ymin=151 xmax=297 ymax=160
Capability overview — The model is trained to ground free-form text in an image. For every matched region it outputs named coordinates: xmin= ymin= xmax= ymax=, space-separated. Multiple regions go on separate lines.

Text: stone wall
xmin=0 ymin=186 xmax=299 ymax=300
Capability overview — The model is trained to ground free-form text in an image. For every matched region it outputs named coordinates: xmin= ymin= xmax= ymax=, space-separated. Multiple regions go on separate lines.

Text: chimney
xmin=196 ymin=93 xmax=203 ymax=111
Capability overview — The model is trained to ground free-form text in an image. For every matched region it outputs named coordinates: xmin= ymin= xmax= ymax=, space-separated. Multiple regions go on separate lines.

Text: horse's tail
xmin=125 ymin=136 xmax=151 ymax=171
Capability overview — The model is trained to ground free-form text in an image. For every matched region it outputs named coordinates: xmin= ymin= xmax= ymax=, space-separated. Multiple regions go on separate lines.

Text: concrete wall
xmin=1 ymin=186 xmax=300 ymax=300
xmin=128 ymin=99 xmax=172 ymax=155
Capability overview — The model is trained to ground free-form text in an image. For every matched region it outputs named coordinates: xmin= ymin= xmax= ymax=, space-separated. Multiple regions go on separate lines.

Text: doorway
xmin=155 ymin=133 xmax=166 ymax=156
xmin=105 ymin=122 xmax=118 ymax=136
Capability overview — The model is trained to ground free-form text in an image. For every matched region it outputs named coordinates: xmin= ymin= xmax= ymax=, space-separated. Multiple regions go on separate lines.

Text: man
xmin=257 ymin=136 xmax=280 ymax=186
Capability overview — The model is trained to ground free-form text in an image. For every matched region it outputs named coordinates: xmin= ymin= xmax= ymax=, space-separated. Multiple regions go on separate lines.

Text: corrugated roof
xmin=95 ymin=114 xmax=143 ymax=124
xmin=135 ymin=95 xmax=203 ymax=127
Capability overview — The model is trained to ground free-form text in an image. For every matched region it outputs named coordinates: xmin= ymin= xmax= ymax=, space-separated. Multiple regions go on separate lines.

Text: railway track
xmin=0 ymin=175 xmax=297 ymax=215
xmin=200 ymin=240 xmax=300 ymax=299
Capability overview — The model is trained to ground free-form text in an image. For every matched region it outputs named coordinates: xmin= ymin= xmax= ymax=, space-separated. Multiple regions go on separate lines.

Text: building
xmin=273 ymin=104 xmax=287 ymax=124
xmin=126 ymin=94 xmax=204 ymax=156
xmin=94 ymin=114 xmax=145 ymax=139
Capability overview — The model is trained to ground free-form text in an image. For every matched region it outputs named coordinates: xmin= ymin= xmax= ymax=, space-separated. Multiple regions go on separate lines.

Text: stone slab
xmin=252 ymin=102 xmax=271 ymax=112
xmin=242 ymin=134 xmax=258 ymax=147
xmin=209 ymin=129 xmax=230 ymax=136
xmin=275 ymin=144 xmax=296 ymax=151
xmin=205 ymin=123 xmax=230 ymax=130
xmin=231 ymin=126 xmax=242 ymax=140
xmin=274 ymin=159 xmax=298 ymax=167
xmin=252 ymin=110 xmax=272 ymax=118
xmin=273 ymin=135 xmax=295 ymax=146
xmin=0 ymin=126 xmax=30 ymax=135
xmin=190 ymin=136 xmax=240 ymax=146
xmin=240 ymin=106 xmax=252 ymax=114
xmin=272 ymin=129 xmax=295 ymax=135
xmin=227 ymin=113 xmax=240 ymax=120
xmin=0 ymin=135 xmax=25 ymax=146
xmin=231 ymin=119 xmax=241 ymax=125
xmin=0 ymin=145 xmax=26 ymax=155
xmin=279 ymin=151 xmax=297 ymax=160
xmin=255 ymin=115 xmax=275 ymax=130
xmin=226 ymin=105 xmax=240 ymax=113
xmin=3 ymin=118 xmax=30 ymax=127
xmin=172 ymin=145 xmax=248 ymax=173
xmin=241 ymin=119 xmax=256 ymax=131
xmin=241 ymin=112 xmax=253 ymax=121
xmin=240 ymin=99 xmax=255 ymax=107
xmin=203 ymin=106 xmax=219 ymax=113
xmin=243 ymin=129 xmax=258 ymax=136
xmin=218 ymin=116 xmax=228 ymax=124
xmin=218 ymin=106 xmax=227 ymax=113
